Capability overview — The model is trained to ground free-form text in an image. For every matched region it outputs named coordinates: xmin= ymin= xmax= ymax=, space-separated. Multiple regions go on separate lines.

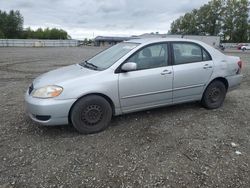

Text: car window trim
xmin=170 ymin=41 xmax=212 ymax=66
xmin=115 ymin=42 xmax=170 ymax=74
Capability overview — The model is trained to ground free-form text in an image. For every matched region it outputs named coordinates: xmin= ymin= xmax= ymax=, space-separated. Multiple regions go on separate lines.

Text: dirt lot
xmin=0 ymin=47 xmax=249 ymax=188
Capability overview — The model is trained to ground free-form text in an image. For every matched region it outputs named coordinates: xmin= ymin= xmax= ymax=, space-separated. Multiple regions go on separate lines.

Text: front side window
xmin=126 ymin=43 xmax=168 ymax=70
xmin=173 ymin=43 xmax=211 ymax=65
xmin=83 ymin=42 xmax=139 ymax=70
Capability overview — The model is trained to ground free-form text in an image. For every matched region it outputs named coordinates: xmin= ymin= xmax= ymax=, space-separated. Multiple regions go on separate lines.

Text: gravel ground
xmin=0 ymin=47 xmax=249 ymax=188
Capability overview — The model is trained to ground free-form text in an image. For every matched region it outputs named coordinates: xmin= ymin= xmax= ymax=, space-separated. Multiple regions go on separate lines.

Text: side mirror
xmin=121 ymin=62 xmax=137 ymax=72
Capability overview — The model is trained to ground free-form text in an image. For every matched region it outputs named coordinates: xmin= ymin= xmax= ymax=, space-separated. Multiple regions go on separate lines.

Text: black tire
xmin=201 ymin=80 xmax=227 ymax=109
xmin=242 ymin=48 xmax=246 ymax=52
xmin=70 ymin=95 xmax=112 ymax=134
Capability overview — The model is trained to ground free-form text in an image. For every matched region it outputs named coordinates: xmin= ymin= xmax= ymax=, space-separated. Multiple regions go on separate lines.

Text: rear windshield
xmin=86 ymin=42 xmax=139 ymax=70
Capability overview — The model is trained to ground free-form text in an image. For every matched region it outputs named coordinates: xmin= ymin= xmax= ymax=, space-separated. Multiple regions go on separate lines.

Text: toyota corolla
xmin=25 ymin=38 xmax=243 ymax=134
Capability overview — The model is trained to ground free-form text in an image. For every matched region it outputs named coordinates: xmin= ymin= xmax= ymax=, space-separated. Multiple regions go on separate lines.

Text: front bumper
xmin=25 ymin=91 xmax=76 ymax=126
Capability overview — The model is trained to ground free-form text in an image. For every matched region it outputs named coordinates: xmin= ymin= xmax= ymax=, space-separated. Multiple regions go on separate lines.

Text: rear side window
xmin=172 ymin=43 xmax=211 ymax=65
xmin=202 ymin=49 xmax=212 ymax=61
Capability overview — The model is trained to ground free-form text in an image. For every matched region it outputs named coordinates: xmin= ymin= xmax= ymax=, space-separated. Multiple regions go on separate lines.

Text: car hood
xmin=33 ymin=64 xmax=97 ymax=88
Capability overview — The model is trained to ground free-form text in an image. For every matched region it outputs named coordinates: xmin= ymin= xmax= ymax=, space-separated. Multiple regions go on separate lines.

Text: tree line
xmin=0 ymin=10 xmax=23 ymax=38
xmin=169 ymin=0 xmax=250 ymax=43
xmin=22 ymin=27 xmax=70 ymax=40
xmin=0 ymin=10 xmax=70 ymax=39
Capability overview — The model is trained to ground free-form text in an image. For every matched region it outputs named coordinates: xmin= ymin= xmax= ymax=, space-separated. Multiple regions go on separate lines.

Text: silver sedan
xmin=25 ymin=38 xmax=243 ymax=134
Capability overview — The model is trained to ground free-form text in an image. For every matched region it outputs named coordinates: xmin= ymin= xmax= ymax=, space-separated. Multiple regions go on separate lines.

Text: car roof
xmin=125 ymin=37 xmax=200 ymax=45
xmin=125 ymin=37 xmax=225 ymax=59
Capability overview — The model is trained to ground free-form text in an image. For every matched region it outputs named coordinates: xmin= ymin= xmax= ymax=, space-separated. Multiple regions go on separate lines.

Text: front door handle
xmin=161 ymin=70 xmax=172 ymax=75
xmin=203 ymin=64 xmax=213 ymax=69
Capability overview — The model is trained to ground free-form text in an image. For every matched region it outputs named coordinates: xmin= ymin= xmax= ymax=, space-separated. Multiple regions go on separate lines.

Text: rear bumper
xmin=25 ymin=91 xmax=76 ymax=126
xmin=226 ymin=74 xmax=243 ymax=91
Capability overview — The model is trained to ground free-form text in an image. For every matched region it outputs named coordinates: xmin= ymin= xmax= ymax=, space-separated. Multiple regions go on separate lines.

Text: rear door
xmin=171 ymin=42 xmax=214 ymax=103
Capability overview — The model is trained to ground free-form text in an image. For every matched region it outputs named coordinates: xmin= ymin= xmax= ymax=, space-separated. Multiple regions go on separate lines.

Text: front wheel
xmin=201 ymin=81 xmax=227 ymax=109
xmin=70 ymin=95 xmax=112 ymax=134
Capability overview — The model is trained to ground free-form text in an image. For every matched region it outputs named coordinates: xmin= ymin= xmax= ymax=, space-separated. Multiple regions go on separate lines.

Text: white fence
xmin=0 ymin=39 xmax=79 ymax=47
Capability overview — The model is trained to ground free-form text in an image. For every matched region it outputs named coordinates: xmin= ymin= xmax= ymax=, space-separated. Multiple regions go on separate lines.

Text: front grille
xmin=28 ymin=84 xmax=34 ymax=95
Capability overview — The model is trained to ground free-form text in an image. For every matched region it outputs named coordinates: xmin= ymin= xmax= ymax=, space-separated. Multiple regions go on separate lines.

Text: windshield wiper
xmin=80 ymin=61 xmax=99 ymax=70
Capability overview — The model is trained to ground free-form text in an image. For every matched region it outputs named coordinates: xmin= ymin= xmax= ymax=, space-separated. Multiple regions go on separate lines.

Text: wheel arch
xmin=204 ymin=77 xmax=229 ymax=94
xmin=68 ymin=93 xmax=115 ymax=124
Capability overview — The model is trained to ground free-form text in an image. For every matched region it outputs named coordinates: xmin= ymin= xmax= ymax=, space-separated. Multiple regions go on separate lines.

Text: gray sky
xmin=0 ymin=0 xmax=210 ymax=39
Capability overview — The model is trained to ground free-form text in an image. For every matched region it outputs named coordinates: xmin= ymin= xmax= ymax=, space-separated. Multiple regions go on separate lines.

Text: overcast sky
xmin=0 ymin=0 xmax=210 ymax=39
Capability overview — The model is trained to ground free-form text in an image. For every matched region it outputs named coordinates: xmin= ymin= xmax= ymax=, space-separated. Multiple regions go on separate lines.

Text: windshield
xmin=82 ymin=42 xmax=139 ymax=70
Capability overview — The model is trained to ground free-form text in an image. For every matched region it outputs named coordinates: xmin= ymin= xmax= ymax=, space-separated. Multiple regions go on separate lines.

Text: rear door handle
xmin=161 ymin=70 xmax=172 ymax=75
xmin=203 ymin=64 xmax=213 ymax=69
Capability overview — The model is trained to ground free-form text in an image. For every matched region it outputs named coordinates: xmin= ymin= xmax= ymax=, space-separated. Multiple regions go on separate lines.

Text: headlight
xmin=32 ymin=85 xmax=63 ymax=98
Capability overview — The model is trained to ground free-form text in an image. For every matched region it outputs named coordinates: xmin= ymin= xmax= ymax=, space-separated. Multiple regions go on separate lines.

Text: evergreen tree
xmin=169 ymin=0 xmax=250 ymax=42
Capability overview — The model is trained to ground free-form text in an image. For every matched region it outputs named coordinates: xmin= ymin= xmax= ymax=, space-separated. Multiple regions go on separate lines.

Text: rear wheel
xmin=201 ymin=80 xmax=227 ymax=109
xmin=70 ymin=95 xmax=112 ymax=134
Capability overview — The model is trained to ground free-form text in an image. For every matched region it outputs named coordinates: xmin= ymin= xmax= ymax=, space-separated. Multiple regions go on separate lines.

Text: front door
xmin=118 ymin=43 xmax=173 ymax=113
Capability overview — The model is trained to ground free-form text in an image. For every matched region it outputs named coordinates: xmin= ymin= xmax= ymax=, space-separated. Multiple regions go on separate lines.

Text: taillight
xmin=237 ymin=60 xmax=243 ymax=74
xmin=238 ymin=60 xmax=243 ymax=69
